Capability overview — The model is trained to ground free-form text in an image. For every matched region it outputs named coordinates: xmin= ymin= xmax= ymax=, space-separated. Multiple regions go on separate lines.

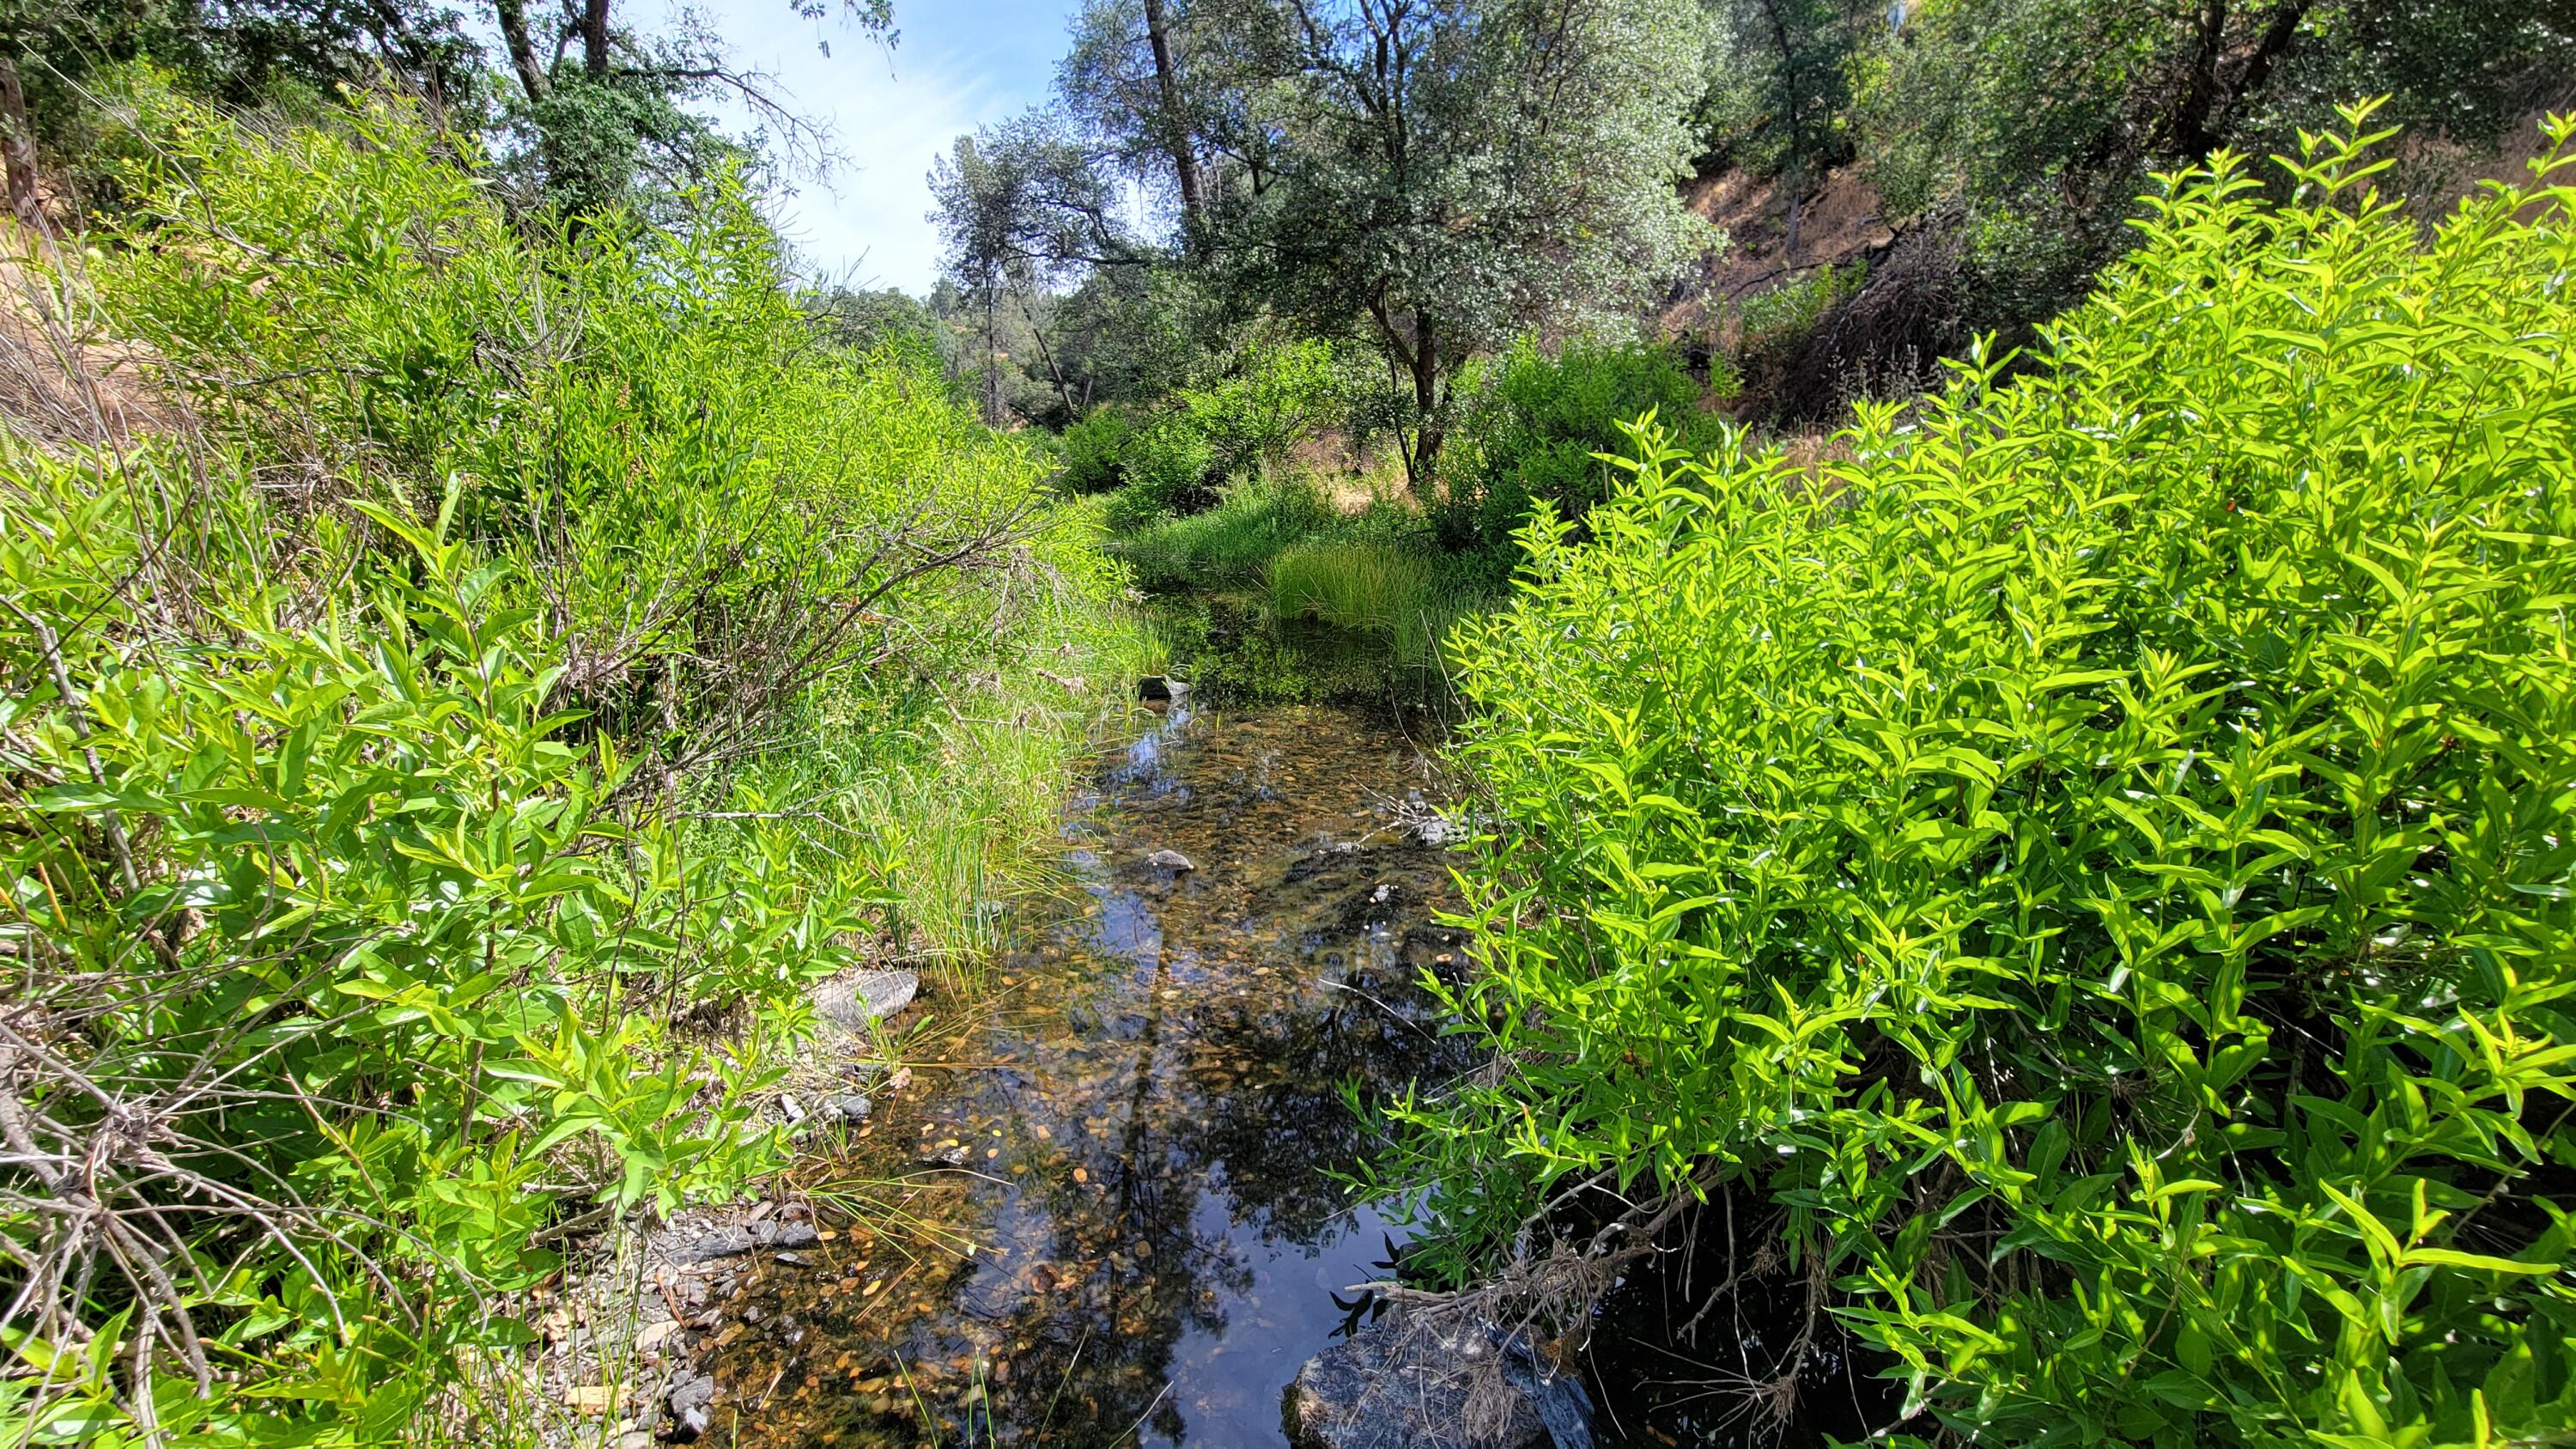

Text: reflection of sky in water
xmin=713 ymin=704 xmax=1471 ymax=1447
xmin=1143 ymin=1195 xmax=1411 ymax=1449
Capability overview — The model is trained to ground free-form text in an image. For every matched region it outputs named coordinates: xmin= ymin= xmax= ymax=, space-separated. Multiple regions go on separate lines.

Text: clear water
xmin=706 ymin=702 xmax=1473 ymax=1447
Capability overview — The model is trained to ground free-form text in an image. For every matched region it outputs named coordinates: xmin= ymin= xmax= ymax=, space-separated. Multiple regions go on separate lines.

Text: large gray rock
xmin=811 ymin=970 xmax=918 ymax=1031
xmin=1283 ymin=1318 xmax=1591 ymax=1449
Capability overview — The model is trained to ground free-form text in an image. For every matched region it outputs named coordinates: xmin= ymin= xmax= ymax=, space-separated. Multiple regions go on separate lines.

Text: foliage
xmin=94 ymin=86 xmax=1095 ymax=761
xmin=1435 ymin=338 xmax=1728 ymax=563
xmin=1210 ymin=0 xmax=1716 ymax=480
xmin=1692 ymin=0 xmax=1864 ymax=178
xmin=0 ymin=442 xmax=842 ymax=1443
xmin=1117 ymin=472 xmax=1340 ymax=591
xmin=1095 ymin=338 xmax=1342 ymax=529
xmin=939 ymin=0 xmax=1719 ymax=484
xmin=1058 ymin=405 xmax=1139 ymax=494
xmin=0 ymin=87 xmax=1133 ymax=1441
xmin=1267 ymin=539 xmax=1468 ymax=669
xmin=1389 ymin=114 xmax=2576 ymax=1444
xmin=1737 ymin=259 xmax=1866 ymax=352
xmin=1850 ymin=0 xmax=2576 ymax=332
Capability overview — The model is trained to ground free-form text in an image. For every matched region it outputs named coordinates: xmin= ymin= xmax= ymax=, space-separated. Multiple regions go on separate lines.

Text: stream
xmin=702 ymin=700 xmax=1475 ymax=1446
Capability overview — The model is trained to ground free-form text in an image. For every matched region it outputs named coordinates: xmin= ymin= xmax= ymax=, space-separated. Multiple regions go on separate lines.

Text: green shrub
xmin=1435 ymin=337 xmax=1727 ymax=560
xmin=1056 ymin=405 xmax=1137 ymax=493
xmin=1103 ymin=414 xmax=1220 ymax=529
xmin=1390 ymin=112 xmax=2576 ymax=1444
xmin=0 ymin=457 xmax=839 ymax=1441
xmin=1736 ymin=258 xmax=1868 ymax=355
xmin=1095 ymin=339 xmax=1343 ymax=531
xmin=1 ymin=86 xmax=1135 ymax=1442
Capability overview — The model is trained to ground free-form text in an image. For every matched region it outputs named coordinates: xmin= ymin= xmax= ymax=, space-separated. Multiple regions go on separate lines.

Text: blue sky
xmin=675 ymin=0 xmax=1084 ymax=294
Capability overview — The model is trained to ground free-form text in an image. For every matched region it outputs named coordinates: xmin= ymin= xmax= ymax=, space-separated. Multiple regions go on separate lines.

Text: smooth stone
xmin=812 ymin=970 xmax=919 ymax=1031
xmin=1146 ymin=849 xmax=1195 ymax=872
xmin=663 ymin=1373 xmax=715 ymax=1442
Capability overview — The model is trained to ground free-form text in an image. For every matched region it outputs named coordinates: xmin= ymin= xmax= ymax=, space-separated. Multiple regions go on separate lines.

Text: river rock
xmin=1283 ymin=1318 xmax=1591 ymax=1449
xmin=1146 ymin=849 xmax=1195 ymax=872
xmin=665 ymin=1219 xmax=817 ymax=1265
xmin=667 ymin=1227 xmax=756 ymax=1265
xmin=812 ymin=969 xmax=919 ymax=1031
xmin=821 ymin=1092 xmax=872 ymax=1123
xmin=664 ymin=1372 xmax=715 ymax=1441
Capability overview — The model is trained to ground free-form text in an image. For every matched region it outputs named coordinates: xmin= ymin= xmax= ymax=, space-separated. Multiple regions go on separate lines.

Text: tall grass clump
xmin=0 ymin=82 xmax=1133 ymax=1444
xmin=1270 ymin=541 xmax=1430 ymax=633
xmin=1117 ymin=472 xmax=1343 ymax=592
xmin=1383 ymin=109 xmax=2576 ymax=1444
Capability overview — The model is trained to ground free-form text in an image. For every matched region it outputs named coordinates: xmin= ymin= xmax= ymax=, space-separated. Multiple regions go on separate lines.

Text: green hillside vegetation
xmin=0 ymin=86 xmax=1134 ymax=1440
xmin=1377 ymin=113 xmax=2576 ymax=1443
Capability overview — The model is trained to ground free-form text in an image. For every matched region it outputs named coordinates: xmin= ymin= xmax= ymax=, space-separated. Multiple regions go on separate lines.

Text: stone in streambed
xmin=811 ymin=970 xmax=918 ymax=1031
xmin=663 ymin=1373 xmax=715 ymax=1441
xmin=1283 ymin=1318 xmax=1590 ymax=1449
xmin=1146 ymin=849 xmax=1195 ymax=873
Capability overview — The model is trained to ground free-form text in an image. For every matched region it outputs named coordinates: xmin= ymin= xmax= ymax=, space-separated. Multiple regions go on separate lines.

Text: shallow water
xmin=708 ymin=702 xmax=1474 ymax=1447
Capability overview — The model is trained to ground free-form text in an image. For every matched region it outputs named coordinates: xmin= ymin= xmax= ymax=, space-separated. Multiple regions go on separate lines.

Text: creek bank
xmin=516 ymin=964 xmax=936 ymax=1446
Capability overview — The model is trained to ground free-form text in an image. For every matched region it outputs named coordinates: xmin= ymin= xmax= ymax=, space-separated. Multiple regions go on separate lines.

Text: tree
xmin=1212 ymin=0 xmax=1714 ymax=482
xmin=1854 ymin=0 xmax=2576 ymax=329
xmin=483 ymin=0 xmax=897 ymax=217
xmin=929 ymin=118 xmax=1148 ymax=423
xmin=1056 ymin=0 xmax=1303 ymax=238
xmin=1698 ymin=0 xmax=1871 ymax=258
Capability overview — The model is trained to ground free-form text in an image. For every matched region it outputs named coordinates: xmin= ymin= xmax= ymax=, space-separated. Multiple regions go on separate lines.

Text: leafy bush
xmin=1056 ymin=405 xmax=1138 ymax=494
xmin=1391 ymin=113 xmax=2576 ymax=1444
xmin=1737 ymin=259 xmax=1867 ymax=354
xmin=0 ymin=87 xmax=1133 ymax=1441
xmin=1434 ymin=337 xmax=1727 ymax=562
xmin=1104 ymin=414 xmax=1221 ymax=529
xmin=1096 ymin=339 xmax=1343 ymax=531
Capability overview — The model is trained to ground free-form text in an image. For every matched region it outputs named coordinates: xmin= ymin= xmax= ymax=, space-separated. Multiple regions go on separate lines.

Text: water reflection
xmin=708 ymin=703 xmax=1473 ymax=1447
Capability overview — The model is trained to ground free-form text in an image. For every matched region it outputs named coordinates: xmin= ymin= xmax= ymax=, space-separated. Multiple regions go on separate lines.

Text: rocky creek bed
xmin=668 ymin=700 xmax=1495 ymax=1446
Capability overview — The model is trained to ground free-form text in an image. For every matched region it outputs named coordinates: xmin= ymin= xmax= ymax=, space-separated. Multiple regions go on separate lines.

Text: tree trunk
xmin=582 ymin=0 xmax=614 ymax=77
xmin=1141 ymin=0 xmax=1205 ymax=221
xmin=0 ymin=57 xmax=38 ymax=232
xmin=2224 ymin=0 xmax=2312 ymax=137
xmin=1409 ymin=323 xmax=1443 ymax=483
xmin=494 ymin=0 xmax=552 ymax=100
xmin=2162 ymin=0 xmax=2230 ymax=162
